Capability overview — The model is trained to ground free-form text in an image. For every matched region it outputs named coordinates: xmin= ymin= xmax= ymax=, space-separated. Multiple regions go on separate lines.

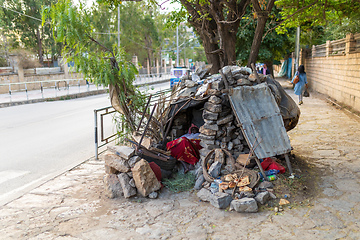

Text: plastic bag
xmin=304 ymin=88 xmax=310 ymax=97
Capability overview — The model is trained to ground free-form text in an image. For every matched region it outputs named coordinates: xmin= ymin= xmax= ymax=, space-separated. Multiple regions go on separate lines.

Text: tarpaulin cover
xmin=265 ymin=76 xmax=300 ymax=131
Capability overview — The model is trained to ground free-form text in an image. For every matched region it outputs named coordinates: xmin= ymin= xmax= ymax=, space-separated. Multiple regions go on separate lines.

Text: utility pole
xmin=176 ymin=26 xmax=179 ymax=67
xmin=117 ymin=6 xmax=120 ymax=48
xmin=295 ymin=26 xmax=300 ymax=72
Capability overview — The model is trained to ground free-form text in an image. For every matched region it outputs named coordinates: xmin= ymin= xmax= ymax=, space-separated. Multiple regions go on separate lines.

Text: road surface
xmin=0 ymin=81 xmax=170 ymax=206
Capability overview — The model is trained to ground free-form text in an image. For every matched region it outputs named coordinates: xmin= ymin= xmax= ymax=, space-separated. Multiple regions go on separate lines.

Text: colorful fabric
xmin=166 ymin=137 xmax=202 ymax=165
xmin=261 ymin=157 xmax=286 ymax=174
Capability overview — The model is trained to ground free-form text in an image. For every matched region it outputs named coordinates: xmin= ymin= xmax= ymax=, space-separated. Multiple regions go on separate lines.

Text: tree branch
xmin=262 ymin=0 xmax=319 ymax=40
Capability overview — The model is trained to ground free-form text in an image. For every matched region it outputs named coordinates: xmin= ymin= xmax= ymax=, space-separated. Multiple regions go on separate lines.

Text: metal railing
xmin=0 ymin=72 xmax=171 ymax=104
xmin=94 ymin=87 xmax=173 ymax=159
xmin=94 ymin=106 xmax=120 ymax=160
xmin=0 ymin=78 xmax=105 ymax=104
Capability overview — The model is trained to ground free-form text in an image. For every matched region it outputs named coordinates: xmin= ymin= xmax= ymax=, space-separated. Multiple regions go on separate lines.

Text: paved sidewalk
xmin=1 ymin=79 xmax=360 ymax=239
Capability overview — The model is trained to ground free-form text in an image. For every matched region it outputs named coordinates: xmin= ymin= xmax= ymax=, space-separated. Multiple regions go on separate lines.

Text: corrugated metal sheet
xmin=229 ymin=83 xmax=291 ymax=159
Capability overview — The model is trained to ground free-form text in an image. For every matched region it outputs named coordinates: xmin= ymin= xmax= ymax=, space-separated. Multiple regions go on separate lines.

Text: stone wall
xmin=302 ymin=33 xmax=360 ymax=112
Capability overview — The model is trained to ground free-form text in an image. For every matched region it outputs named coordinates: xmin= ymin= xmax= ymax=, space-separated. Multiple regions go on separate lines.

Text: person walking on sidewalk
xmin=291 ymin=64 xmax=308 ymax=105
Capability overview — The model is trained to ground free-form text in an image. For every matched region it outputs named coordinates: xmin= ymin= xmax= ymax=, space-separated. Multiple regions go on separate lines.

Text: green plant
xmin=163 ymin=172 xmax=196 ymax=193
xmin=42 ymin=0 xmax=147 ymax=134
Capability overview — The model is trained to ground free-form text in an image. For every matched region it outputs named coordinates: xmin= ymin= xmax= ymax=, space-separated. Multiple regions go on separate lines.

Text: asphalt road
xmin=0 ymin=81 xmax=170 ymax=206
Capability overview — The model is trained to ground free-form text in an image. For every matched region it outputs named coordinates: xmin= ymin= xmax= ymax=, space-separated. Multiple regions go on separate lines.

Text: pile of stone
xmin=103 ymin=145 xmax=161 ymax=199
xmin=179 ymin=65 xmax=280 ymax=212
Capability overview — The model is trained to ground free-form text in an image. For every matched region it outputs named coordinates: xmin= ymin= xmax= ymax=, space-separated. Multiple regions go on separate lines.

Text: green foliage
xmin=276 ymin=0 xmax=360 ymax=34
xmin=43 ymin=0 xmax=146 ymax=133
xmin=163 ymin=172 xmax=196 ymax=193
xmin=1 ymin=0 xmax=59 ymax=63
xmin=236 ymin=6 xmax=293 ymax=63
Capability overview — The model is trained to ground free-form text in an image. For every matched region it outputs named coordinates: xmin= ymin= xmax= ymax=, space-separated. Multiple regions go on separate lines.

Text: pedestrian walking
xmin=291 ymin=64 xmax=308 ymax=105
xmin=261 ymin=64 xmax=270 ymax=75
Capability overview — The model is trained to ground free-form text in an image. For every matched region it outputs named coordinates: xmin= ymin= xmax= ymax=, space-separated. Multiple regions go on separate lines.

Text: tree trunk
xmin=36 ymin=28 xmax=43 ymax=65
xmin=247 ymin=16 xmax=267 ymax=67
xmin=221 ymin=24 xmax=239 ymax=67
xmin=247 ymin=0 xmax=275 ymax=67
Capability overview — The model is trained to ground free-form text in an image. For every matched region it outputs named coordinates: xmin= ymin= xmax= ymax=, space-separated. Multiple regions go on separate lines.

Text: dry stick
xmin=136 ymin=94 xmax=152 ymax=132
xmin=164 ymin=99 xmax=192 ymax=139
xmin=250 ymin=63 xmax=262 ymax=84
xmin=137 ymin=103 xmax=157 ymax=152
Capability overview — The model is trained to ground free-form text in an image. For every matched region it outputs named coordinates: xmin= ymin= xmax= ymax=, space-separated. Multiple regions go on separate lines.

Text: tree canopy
xmin=0 ymin=0 xmax=59 ymax=64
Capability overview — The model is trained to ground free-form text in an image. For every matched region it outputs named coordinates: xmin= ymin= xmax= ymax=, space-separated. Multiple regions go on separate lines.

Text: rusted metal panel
xmin=229 ymin=83 xmax=291 ymax=159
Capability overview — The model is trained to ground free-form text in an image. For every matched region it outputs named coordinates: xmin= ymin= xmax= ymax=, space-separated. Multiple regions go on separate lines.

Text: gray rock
xmin=203 ymin=110 xmax=219 ymax=121
xmin=185 ymin=80 xmax=197 ymax=88
xmin=220 ymin=142 xmax=227 ymax=149
xmin=204 ymin=102 xmax=222 ymax=113
xmin=200 ymin=139 xmax=215 ymax=146
xmin=269 ymin=192 xmax=277 ymax=199
xmin=148 ymin=191 xmax=158 ymax=199
xmin=104 ymin=165 xmax=119 ymax=174
xmin=199 ymin=126 xmax=217 ymax=136
xmin=204 ymin=119 xmax=217 ymax=125
xmin=210 ymin=192 xmax=232 ymax=209
xmin=237 ymin=78 xmax=252 ymax=86
xmin=208 ymin=161 xmax=222 ymax=178
xmin=230 ymin=198 xmax=258 ymax=213
xmin=103 ymin=174 xmax=123 ymax=199
xmin=232 ymin=138 xmax=241 ymax=146
xmin=107 ymin=145 xmax=135 ymax=160
xmin=217 ymin=115 xmax=234 ymax=125
xmin=192 ymin=74 xmax=201 ymax=82
xmin=216 ymin=130 xmax=225 ymax=138
xmin=103 ymin=152 xmax=130 ymax=173
xmin=221 ymin=136 xmax=231 ymax=143
xmin=128 ymin=156 xmax=141 ymax=168
xmin=227 ymin=142 xmax=234 ymax=151
xmin=194 ymin=175 xmax=205 ymax=190
xmin=207 ymin=89 xmax=221 ymax=96
xmin=195 ymin=166 xmax=203 ymax=179
xmin=129 ymin=178 xmax=136 ymax=188
xmin=211 ymin=80 xmax=224 ymax=91
xmin=214 ymin=149 xmax=225 ymax=164
xmin=126 ymin=172 xmax=133 ymax=178
xmin=255 ymin=191 xmax=271 ymax=205
xmin=117 ymin=173 xmax=137 ymax=198
xmin=197 ymin=188 xmax=212 ymax=202
xmin=202 ymin=123 xmax=219 ymax=131
xmin=258 ymin=181 xmax=274 ymax=189
xmin=242 ymin=191 xmax=255 ymax=198
xmin=199 ymin=148 xmax=211 ymax=157
xmin=199 ymin=133 xmax=216 ymax=140
xmin=208 ymin=95 xmax=222 ymax=104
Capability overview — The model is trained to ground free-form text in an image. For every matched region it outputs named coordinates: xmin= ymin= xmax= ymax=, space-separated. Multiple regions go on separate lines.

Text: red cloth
xmin=166 ymin=137 xmax=202 ymax=165
xmin=261 ymin=157 xmax=286 ymax=174
xmin=149 ymin=162 xmax=162 ymax=182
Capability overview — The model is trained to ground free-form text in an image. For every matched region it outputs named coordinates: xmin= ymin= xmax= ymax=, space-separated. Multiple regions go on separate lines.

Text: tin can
xmin=268 ymin=175 xmax=277 ymax=181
